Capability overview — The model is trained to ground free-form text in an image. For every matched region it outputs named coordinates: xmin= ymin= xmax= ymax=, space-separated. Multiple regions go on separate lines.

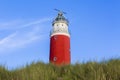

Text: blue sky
xmin=0 ymin=0 xmax=120 ymax=69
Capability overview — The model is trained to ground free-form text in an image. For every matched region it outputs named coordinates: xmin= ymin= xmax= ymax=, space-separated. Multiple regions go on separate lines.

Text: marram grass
xmin=0 ymin=59 xmax=120 ymax=80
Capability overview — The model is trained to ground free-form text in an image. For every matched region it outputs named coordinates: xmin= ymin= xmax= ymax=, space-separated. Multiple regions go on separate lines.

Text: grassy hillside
xmin=0 ymin=59 xmax=120 ymax=80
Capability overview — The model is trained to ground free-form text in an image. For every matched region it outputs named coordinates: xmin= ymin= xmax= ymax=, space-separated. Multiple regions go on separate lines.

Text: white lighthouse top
xmin=50 ymin=11 xmax=70 ymax=37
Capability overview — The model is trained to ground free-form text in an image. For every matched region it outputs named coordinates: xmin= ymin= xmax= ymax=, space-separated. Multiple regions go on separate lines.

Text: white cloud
xmin=0 ymin=17 xmax=51 ymax=30
xmin=0 ymin=17 xmax=51 ymax=53
xmin=20 ymin=18 xmax=51 ymax=28
xmin=0 ymin=20 xmax=22 ymax=30
xmin=0 ymin=30 xmax=39 ymax=48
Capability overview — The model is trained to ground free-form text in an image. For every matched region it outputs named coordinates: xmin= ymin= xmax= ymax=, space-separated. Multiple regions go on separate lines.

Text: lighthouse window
xmin=53 ymin=57 xmax=57 ymax=61
xmin=60 ymin=29 xmax=62 ymax=32
xmin=58 ymin=29 xmax=61 ymax=32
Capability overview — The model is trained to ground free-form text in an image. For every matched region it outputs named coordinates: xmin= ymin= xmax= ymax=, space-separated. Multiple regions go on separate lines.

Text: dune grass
xmin=0 ymin=59 xmax=120 ymax=80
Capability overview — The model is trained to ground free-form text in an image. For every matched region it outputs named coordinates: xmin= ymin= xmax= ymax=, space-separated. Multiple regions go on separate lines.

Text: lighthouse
xmin=49 ymin=10 xmax=71 ymax=65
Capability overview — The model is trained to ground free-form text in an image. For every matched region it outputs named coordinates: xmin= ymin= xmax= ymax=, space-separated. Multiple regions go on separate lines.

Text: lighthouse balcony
xmin=50 ymin=29 xmax=70 ymax=37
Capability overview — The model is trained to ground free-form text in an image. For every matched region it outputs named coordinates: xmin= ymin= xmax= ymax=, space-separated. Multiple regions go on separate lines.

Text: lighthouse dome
xmin=52 ymin=12 xmax=68 ymax=26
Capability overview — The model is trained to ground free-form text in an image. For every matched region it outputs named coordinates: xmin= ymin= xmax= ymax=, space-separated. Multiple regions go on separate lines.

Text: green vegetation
xmin=0 ymin=59 xmax=120 ymax=80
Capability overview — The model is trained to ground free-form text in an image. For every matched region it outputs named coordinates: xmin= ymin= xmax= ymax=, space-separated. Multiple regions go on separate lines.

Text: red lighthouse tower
xmin=49 ymin=11 xmax=71 ymax=65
